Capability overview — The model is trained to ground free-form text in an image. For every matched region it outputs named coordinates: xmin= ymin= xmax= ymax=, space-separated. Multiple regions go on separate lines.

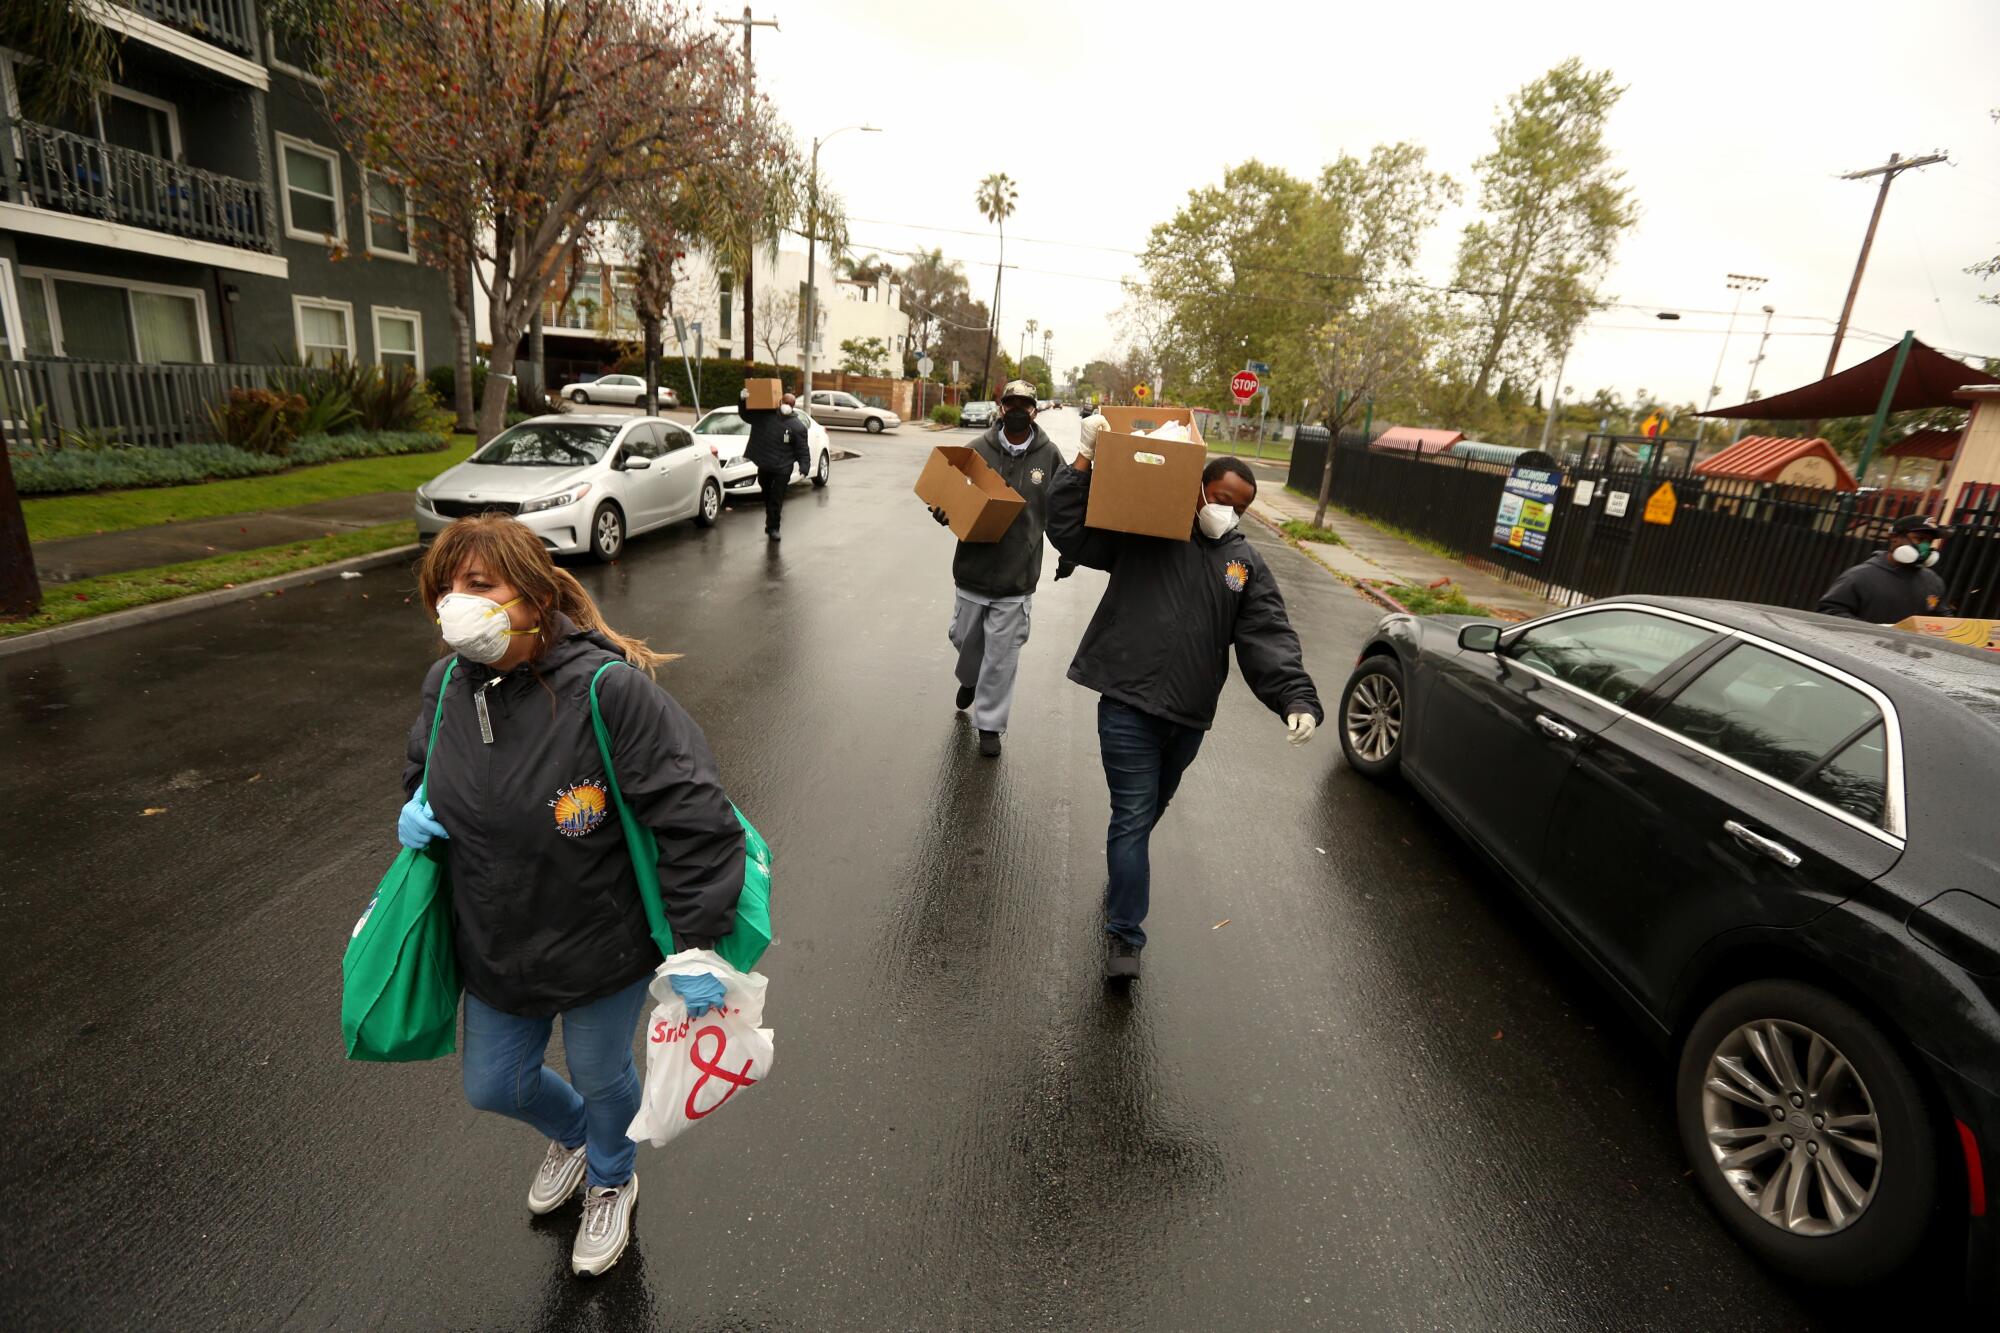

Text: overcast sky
xmin=750 ymin=0 xmax=2000 ymax=414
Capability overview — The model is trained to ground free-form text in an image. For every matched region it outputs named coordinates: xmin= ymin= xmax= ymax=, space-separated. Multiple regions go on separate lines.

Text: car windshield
xmin=473 ymin=422 xmax=618 ymax=466
xmin=694 ymin=411 xmax=751 ymax=437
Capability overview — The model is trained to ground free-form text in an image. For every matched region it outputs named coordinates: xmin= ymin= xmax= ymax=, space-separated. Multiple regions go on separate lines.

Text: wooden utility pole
xmin=718 ymin=7 xmax=779 ymax=365
xmin=1824 ymin=152 xmax=1946 ymax=378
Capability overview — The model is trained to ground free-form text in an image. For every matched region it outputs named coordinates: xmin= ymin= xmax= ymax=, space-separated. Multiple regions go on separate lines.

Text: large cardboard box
xmin=1891 ymin=615 xmax=2000 ymax=651
xmin=1086 ymin=405 xmax=1206 ymax=541
xmin=914 ymin=445 xmax=1026 ymax=543
xmin=743 ymin=377 xmax=783 ymax=410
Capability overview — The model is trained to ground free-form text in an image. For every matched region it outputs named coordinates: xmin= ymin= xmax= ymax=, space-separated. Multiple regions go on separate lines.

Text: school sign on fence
xmin=1492 ymin=464 xmax=1563 ymax=561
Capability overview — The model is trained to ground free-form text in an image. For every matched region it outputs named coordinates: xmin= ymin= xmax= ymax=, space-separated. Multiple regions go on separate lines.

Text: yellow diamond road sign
xmin=1133 ymin=384 xmax=1150 ymax=400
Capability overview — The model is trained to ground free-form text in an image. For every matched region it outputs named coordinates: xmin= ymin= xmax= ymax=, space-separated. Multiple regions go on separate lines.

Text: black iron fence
xmin=5 ymin=117 xmax=273 ymax=253
xmin=1 ymin=358 xmax=318 ymax=450
xmin=1292 ymin=438 xmax=2000 ymax=620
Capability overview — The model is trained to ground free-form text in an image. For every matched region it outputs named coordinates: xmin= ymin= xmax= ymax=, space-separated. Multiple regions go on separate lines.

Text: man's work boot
xmin=956 ymin=685 xmax=975 ymax=711
xmin=978 ymin=730 xmax=1002 ymax=758
xmin=1104 ymin=939 xmax=1141 ymax=982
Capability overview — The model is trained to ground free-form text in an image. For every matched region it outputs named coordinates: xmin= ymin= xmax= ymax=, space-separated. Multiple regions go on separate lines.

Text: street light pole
xmin=1699 ymin=273 xmax=1765 ymax=448
xmin=1539 ymin=331 xmax=1571 ymax=452
xmin=801 ymin=124 xmax=879 ymax=407
xmin=1731 ymin=304 xmax=1777 ymax=444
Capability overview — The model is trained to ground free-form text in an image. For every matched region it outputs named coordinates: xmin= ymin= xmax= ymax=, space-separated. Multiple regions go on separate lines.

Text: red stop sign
xmin=1230 ymin=370 xmax=1259 ymax=403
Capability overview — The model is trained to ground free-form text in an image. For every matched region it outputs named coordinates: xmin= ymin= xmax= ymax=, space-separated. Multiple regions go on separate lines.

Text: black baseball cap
xmin=1890 ymin=514 xmax=1946 ymax=536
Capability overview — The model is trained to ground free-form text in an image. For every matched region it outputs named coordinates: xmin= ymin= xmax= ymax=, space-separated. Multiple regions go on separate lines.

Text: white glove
xmin=1286 ymin=712 xmax=1317 ymax=747
xmin=1077 ymin=412 xmax=1108 ymax=460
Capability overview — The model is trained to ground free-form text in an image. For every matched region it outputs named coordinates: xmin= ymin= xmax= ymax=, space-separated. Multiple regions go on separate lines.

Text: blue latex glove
xmin=669 ymin=972 xmax=728 ymax=1018
xmin=398 ymin=795 xmax=449 ymax=850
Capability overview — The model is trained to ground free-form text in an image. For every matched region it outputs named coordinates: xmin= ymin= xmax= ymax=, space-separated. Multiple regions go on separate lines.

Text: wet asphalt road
xmin=1 ymin=415 xmax=1865 ymax=1330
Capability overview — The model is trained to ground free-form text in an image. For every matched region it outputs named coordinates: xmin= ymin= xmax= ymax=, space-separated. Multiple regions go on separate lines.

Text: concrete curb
xmin=1353 ymin=581 xmax=1414 ymax=616
xmin=0 ymin=543 xmax=422 ymax=659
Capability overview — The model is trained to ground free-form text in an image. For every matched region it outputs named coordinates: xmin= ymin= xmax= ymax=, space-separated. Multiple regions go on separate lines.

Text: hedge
xmin=15 ymin=430 xmax=451 ymax=495
xmin=607 ymin=354 xmax=801 ymax=408
xmin=929 ymin=403 xmax=961 ymax=427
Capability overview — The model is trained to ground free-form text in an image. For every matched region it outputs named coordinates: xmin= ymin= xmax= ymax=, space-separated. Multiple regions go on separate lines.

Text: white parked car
xmin=415 ymin=414 xmax=722 ymax=562
xmin=559 ymin=373 xmax=679 ymax=408
xmin=806 ymin=388 xmax=899 ymax=433
xmin=690 ymin=406 xmax=832 ymax=500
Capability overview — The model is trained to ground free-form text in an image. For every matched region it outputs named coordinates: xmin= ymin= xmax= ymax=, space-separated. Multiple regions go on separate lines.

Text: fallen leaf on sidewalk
xmin=247 ymin=774 xmax=262 ymax=783
xmin=1492 ymin=1030 xmax=1504 ymax=1040
xmin=1212 ymin=919 xmax=1231 ymax=930
xmin=141 ymin=807 xmax=167 ymax=816
xmin=1315 ymin=846 xmax=1326 ymax=854
xmin=205 ymin=545 xmax=217 ymax=553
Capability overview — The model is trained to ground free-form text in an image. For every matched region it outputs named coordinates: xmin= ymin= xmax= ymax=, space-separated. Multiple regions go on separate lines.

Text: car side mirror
xmin=1458 ymin=624 xmax=1502 ymax=653
xmin=621 ymin=456 xmax=652 ymax=471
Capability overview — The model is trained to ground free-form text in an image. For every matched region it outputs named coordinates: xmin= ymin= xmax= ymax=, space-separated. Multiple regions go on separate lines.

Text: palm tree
xmin=975 ymin=172 xmax=1017 ymax=395
xmin=1021 ymin=317 xmax=1038 ymax=373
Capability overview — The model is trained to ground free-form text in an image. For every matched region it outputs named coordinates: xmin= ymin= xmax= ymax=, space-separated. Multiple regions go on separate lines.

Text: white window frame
xmin=0 ymin=258 xmax=25 ymax=358
xmin=18 ymin=264 xmax=213 ymax=362
xmin=266 ymin=31 xmax=326 ymax=88
xmin=362 ymin=171 xmax=416 ymax=263
xmin=99 ymin=83 xmax=183 ymax=160
xmin=370 ymin=305 xmax=424 ymax=375
xmin=293 ymin=294 xmax=355 ymax=364
xmin=277 ymin=132 xmax=344 ymax=245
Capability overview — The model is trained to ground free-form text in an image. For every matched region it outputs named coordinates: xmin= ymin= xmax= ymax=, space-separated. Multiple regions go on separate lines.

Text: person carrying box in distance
xmin=927 ymin=379 xmax=1063 ymax=758
xmin=1047 ymin=415 xmax=1322 ymax=980
xmin=739 ymin=386 xmax=813 ymax=542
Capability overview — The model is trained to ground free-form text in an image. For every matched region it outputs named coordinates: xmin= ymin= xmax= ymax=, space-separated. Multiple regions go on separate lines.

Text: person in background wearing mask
xmin=398 ymin=515 xmax=746 ymax=1276
xmin=738 ymin=387 xmax=813 ymax=542
xmin=1047 ymin=425 xmax=1322 ymax=981
xmin=1818 ymin=514 xmax=1950 ymax=622
xmin=927 ymin=379 xmax=1063 ymax=757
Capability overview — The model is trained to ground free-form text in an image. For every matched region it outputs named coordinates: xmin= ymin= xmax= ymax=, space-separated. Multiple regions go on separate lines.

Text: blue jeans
xmin=1098 ymin=697 xmax=1206 ymax=948
xmin=462 ymin=974 xmax=652 ymax=1189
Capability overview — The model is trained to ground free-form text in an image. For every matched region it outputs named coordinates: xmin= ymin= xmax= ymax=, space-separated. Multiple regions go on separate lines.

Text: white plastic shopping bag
xmin=626 ymin=948 xmax=775 ymax=1147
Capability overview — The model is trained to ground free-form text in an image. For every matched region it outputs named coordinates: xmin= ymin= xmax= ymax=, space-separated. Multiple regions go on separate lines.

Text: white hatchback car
xmin=415 ymin=415 xmax=722 ymax=561
xmin=560 ymin=373 xmax=678 ymax=408
xmin=690 ymin=406 xmax=832 ymax=502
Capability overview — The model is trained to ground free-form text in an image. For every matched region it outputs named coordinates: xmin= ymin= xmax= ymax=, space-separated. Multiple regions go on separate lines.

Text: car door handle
xmin=1723 ymin=821 xmax=1803 ymax=870
xmin=1535 ymin=715 xmax=1578 ymax=743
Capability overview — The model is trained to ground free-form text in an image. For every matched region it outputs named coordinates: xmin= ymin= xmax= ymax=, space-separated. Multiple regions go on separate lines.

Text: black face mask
xmin=1002 ymin=408 xmax=1033 ymax=433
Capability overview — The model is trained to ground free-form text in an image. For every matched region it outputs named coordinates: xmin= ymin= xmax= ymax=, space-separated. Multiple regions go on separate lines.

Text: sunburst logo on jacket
xmin=550 ymin=780 xmax=609 ymax=838
xmin=1222 ymin=560 xmax=1249 ymax=592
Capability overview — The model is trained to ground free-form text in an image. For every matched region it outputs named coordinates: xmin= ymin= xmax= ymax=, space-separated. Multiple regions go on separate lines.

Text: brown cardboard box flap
xmin=914 ymin=445 xmax=1026 ymax=543
xmin=1086 ymin=405 xmax=1207 ymax=541
xmin=743 ymin=377 xmax=783 ymax=410
xmin=1891 ymin=615 xmax=2000 ymax=650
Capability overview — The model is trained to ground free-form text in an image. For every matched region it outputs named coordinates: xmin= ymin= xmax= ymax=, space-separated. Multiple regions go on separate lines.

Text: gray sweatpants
xmin=949 ymin=590 xmax=1032 ymax=735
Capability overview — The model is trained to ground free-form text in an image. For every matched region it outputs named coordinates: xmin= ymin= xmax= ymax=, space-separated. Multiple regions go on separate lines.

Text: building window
xmin=294 ymin=296 xmax=355 ymax=364
xmin=99 ymin=88 xmax=182 ymax=160
xmin=719 ymin=273 xmax=733 ymax=341
xmin=278 ymin=135 xmax=343 ymax=243
xmin=15 ymin=267 xmax=210 ymax=363
xmin=0 ymin=260 xmax=24 ymax=360
xmin=372 ymin=307 xmax=423 ymax=376
xmin=364 ymin=173 xmax=414 ymax=259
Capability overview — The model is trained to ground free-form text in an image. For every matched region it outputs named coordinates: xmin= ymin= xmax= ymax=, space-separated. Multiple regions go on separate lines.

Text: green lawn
xmin=1 ymin=522 xmax=417 ymax=639
xmin=23 ymin=438 xmax=475 ymax=543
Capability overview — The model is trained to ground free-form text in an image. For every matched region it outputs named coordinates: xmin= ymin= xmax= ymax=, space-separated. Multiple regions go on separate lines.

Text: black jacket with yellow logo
xmin=402 ymin=615 xmax=745 ymax=1017
xmin=1045 ymin=462 xmax=1322 ymax=731
xmin=944 ymin=424 xmax=1064 ymax=599
xmin=1817 ymin=552 xmax=1948 ymax=624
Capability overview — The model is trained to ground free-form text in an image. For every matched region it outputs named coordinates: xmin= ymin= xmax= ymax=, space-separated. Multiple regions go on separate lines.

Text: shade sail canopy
xmin=1700 ymin=339 xmax=2000 ymax=420
xmin=1882 ymin=428 xmax=1962 ymax=461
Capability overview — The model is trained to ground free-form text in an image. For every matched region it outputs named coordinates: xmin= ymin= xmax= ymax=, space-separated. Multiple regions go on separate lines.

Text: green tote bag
xmin=342 ymin=659 xmax=462 ymax=1061
xmin=588 ymin=661 xmax=773 ymax=973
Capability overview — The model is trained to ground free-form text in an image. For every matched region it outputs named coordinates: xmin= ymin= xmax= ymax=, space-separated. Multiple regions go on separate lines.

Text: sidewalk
xmin=1251 ymin=488 xmax=1555 ymax=621
xmin=31 ymin=492 xmax=412 ymax=583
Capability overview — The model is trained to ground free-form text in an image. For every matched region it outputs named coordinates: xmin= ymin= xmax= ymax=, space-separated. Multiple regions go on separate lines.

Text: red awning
xmin=1700 ymin=339 xmax=2000 ymax=420
xmin=1882 ymin=428 xmax=1962 ymax=461
xmin=1369 ymin=426 xmax=1463 ymax=455
xmin=1693 ymin=436 xmax=1857 ymax=491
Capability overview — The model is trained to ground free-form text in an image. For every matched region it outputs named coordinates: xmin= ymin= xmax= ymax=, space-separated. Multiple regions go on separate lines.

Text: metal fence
xmin=0 ymin=359 xmax=317 ymax=450
xmin=4 ymin=117 xmax=273 ymax=253
xmin=1290 ymin=438 xmax=2000 ymax=620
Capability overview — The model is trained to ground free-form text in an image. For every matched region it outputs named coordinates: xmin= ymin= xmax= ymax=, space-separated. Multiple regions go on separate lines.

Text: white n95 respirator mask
xmin=435 ymin=593 xmax=537 ymax=664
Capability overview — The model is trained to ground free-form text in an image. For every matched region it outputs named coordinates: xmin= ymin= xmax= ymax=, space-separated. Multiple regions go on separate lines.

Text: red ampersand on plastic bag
xmin=684 ymin=1024 xmax=758 ymax=1120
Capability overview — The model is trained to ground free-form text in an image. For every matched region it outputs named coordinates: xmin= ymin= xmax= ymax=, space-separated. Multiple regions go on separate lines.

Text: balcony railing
xmin=542 ymin=298 xmax=642 ymax=338
xmin=6 ymin=117 xmax=273 ymax=254
xmin=127 ymin=0 xmax=258 ymax=58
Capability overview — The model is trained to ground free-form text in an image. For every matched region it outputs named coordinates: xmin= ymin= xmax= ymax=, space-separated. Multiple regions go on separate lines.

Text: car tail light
xmin=1959 ymin=1120 xmax=1987 ymax=1217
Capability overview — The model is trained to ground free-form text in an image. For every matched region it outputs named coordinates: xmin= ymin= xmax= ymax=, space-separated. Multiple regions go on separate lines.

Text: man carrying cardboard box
xmin=1048 ymin=421 xmax=1322 ymax=981
xmin=927 ymin=380 xmax=1062 ymax=757
xmin=739 ymin=382 xmax=812 ymax=542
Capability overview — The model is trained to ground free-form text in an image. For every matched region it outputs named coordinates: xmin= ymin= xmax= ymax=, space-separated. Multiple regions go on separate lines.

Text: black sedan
xmin=959 ymin=400 xmax=997 ymax=429
xmin=1336 ymin=595 xmax=1999 ymax=1300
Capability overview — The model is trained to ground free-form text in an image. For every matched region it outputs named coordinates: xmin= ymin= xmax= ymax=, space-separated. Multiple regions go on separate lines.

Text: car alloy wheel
xmin=570 ymin=389 xmax=589 ymax=403
xmin=812 ymin=451 xmax=830 ymax=488
xmin=865 ymin=417 xmax=884 ymax=434
xmin=591 ymin=503 xmax=624 ymax=562
xmin=695 ymin=479 xmax=721 ymax=527
xmin=1700 ymin=1018 xmax=1880 ymax=1236
xmin=1343 ymin=671 xmax=1401 ymax=764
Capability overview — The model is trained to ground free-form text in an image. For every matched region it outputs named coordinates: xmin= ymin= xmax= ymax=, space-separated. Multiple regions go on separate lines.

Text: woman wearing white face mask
xmin=398 ymin=515 xmax=746 ymax=1276
xmin=1046 ymin=447 xmax=1323 ymax=982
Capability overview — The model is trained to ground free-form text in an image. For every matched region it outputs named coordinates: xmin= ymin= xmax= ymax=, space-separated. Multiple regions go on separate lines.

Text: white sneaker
xmin=527 ymin=1140 xmax=587 ymax=1215
xmin=571 ymin=1174 xmax=638 ymax=1276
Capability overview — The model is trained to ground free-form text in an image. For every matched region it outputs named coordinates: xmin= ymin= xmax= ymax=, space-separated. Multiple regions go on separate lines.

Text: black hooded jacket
xmin=947 ymin=423 xmax=1064 ymax=599
xmin=1817 ymin=551 xmax=1948 ymax=623
xmin=1045 ymin=461 xmax=1322 ymax=731
xmin=740 ymin=404 xmax=813 ymax=475
xmin=402 ymin=615 xmax=746 ymax=1017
